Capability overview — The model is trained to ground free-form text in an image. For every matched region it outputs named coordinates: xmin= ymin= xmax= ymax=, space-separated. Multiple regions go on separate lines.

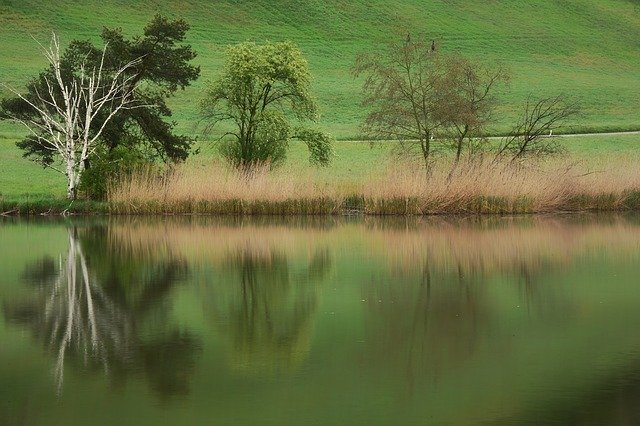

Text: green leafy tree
xmin=1 ymin=33 xmax=145 ymax=200
xmin=1 ymin=15 xmax=200 ymax=178
xmin=201 ymin=41 xmax=334 ymax=169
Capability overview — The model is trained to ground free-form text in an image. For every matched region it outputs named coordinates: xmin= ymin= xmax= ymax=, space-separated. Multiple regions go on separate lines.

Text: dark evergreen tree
xmin=1 ymin=15 xmax=200 ymax=168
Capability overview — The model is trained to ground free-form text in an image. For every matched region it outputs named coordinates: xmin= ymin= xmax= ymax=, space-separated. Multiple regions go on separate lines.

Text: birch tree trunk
xmin=2 ymin=33 xmax=144 ymax=199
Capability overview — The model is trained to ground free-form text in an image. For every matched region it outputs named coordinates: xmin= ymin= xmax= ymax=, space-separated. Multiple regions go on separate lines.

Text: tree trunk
xmin=6 ymin=33 xmax=143 ymax=202
xmin=66 ymin=160 xmax=77 ymax=200
xmin=421 ymin=134 xmax=431 ymax=170
xmin=67 ymin=185 xmax=77 ymax=200
xmin=455 ymin=139 xmax=463 ymax=162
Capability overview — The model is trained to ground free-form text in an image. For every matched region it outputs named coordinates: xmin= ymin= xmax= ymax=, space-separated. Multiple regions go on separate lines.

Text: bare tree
xmin=432 ymin=54 xmax=509 ymax=162
xmin=353 ymin=33 xmax=438 ymax=168
xmin=497 ymin=95 xmax=580 ymax=161
xmin=1 ymin=33 xmax=144 ymax=199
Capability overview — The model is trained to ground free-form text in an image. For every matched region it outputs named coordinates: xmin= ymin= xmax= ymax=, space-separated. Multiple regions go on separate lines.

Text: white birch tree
xmin=2 ymin=33 xmax=144 ymax=199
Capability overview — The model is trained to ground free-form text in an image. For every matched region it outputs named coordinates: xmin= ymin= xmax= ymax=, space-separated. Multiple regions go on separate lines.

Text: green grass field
xmin=1 ymin=1 xmax=639 ymax=206
xmin=0 ymin=0 xmax=639 ymax=139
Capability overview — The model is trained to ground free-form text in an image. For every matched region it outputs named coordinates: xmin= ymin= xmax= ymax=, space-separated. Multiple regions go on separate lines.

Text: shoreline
xmin=3 ymin=192 xmax=640 ymax=217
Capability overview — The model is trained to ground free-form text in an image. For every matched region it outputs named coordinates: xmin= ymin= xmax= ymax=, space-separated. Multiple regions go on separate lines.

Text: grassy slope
xmin=0 ymin=0 xmax=639 ymax=139
xmin=1 ymin=1 xmax=639 ymax=201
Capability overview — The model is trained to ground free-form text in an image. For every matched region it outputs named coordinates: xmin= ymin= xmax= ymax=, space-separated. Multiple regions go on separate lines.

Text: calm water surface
xmin=2 ymin=215 xmax=640 ymax=425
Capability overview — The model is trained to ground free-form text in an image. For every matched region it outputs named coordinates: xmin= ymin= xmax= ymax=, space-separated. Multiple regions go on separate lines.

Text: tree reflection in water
xmin=362 ymin=241 xmax=570 ymax=396
xmin=3 ymin=226 xmax=200 ymax=400
xmin=205 ymin=246 xmax=331 ymax=374
xmin=363 ymin=262 xmax=486 ymax=393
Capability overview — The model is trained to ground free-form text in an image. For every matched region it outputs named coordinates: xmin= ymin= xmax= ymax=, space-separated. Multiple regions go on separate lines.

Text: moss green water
xmin=2 ymin=215 xmax=640 ymax=425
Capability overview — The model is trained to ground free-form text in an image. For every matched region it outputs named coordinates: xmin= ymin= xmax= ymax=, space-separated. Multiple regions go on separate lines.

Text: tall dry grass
xmin=363 ymin=155 xmax=640 ymax=214
xmin=108 ymin=161 xmax=344 ymax=215
xmin=107 ymin=155 xmax=640 ymax=215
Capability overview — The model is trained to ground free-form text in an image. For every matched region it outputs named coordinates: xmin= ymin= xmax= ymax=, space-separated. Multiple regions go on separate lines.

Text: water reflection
xmin=99 ymin=218 xmax=335 ymax=374
xmin=3 ymin=215 xmax=640 ymax=424
xmin=359 ymin=219 xmax=598 ymax=395
xmin=362 ymin=264 xmax=487 ymax=394
xmin=3 ymin=226 xmax=200 ymax=399
xmin=540 ymin=369 xmax=640 ymax=425
xmin=205 ymin=245 xmax=331 ymax=373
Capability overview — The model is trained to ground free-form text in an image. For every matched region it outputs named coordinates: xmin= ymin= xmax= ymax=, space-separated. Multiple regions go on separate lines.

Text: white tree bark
xmin=2 ymin=33 xmax=144 ymax=199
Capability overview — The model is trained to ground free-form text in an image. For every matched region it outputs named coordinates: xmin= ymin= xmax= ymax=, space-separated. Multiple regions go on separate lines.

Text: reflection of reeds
xmin=104 ymin=215 xmax=640 ymax=277
xmin=98 ymin=215 xmax=640 ymax=386
xmin=107 ymin=156 xmax=640 ymax=214
xmin=102 ymin=218 xmax=332 ymax=374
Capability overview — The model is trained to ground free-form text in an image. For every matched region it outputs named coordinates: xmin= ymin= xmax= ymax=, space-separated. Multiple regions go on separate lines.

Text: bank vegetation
xmin=2 ymin=22 xmax=639 ymax=216
xmin=107 ymin=155 xmax=640 ymax=215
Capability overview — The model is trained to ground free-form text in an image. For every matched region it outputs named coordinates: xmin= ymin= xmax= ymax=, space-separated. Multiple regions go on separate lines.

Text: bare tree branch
xmin=353 ymin=33 xmax=440 ymax=168
xmin=497 ymin=94 xmax=580 ymax=161
xmin=2 ymin=33 xmax=146 ymax=199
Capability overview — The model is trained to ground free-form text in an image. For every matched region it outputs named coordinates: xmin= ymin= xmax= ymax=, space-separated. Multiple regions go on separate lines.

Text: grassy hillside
xmin=0 ymin=0 xmax=639 ymax=139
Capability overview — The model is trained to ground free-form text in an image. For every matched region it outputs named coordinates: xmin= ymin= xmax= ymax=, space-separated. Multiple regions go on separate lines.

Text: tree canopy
xmin=353 ymin=34 xmax=438 ymax=166
xmin=201 ymin=41 xmax=334 ymax=168
xmin=353 ymin=33 xmax=508 ymax=167
xmin=0 ymin=33 xmax=146 ymax=199
xmin=432 ymin=54 xmax=509 ymax=161
xmin=1 ymin=15 xmax=200 ymax=169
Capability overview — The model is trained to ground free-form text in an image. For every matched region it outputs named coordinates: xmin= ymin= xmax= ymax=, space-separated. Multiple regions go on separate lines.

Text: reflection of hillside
xmin=3 ymin=227 xmax=200 ymax=400
xmin=204 ymin=246 xmax=331 ymax=374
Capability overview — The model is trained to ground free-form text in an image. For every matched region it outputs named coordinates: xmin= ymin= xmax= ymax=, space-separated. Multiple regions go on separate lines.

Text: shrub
xmin=79 ymin=146 xmax=152 ymax=200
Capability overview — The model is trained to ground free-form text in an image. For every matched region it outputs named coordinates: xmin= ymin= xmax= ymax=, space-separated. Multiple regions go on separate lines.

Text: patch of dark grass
xmin=109 ymin=197 xmax=340 ymax=215
xmin=0 ymin=197 xmax=108 ymax=215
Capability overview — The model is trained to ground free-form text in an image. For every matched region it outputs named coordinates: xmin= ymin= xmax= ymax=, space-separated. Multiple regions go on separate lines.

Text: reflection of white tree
xmin=4 ymin=225 xmax=200 ymax=400
xmin=45 ymin=229 xmax=131 ymax=394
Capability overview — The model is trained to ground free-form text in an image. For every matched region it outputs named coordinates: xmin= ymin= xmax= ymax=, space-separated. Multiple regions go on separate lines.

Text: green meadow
xmin=1 ymin=1 xmax=639 ymax=212
xmin=1 ymin=0 xmax=640 ymax=139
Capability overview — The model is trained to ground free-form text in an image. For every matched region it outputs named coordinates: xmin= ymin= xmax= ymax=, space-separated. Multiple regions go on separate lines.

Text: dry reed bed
xmin=363 ymin=156 xmax=640 ymax=214
xmin=108 ymin=162 xmax=342 ymax=215
xmin=107 ymin=157 xmax=640 ymax=215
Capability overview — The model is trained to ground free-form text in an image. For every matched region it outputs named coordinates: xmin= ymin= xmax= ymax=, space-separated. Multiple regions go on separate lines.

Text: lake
xmin=2 ymin=215 xmax=640 ymax=425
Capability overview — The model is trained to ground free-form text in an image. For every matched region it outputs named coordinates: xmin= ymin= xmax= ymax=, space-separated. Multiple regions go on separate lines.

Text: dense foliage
xmin=1 ymin=15 xmax=200 ymax=168
xmin=201 ymin=41 xmax=334 ymax=168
